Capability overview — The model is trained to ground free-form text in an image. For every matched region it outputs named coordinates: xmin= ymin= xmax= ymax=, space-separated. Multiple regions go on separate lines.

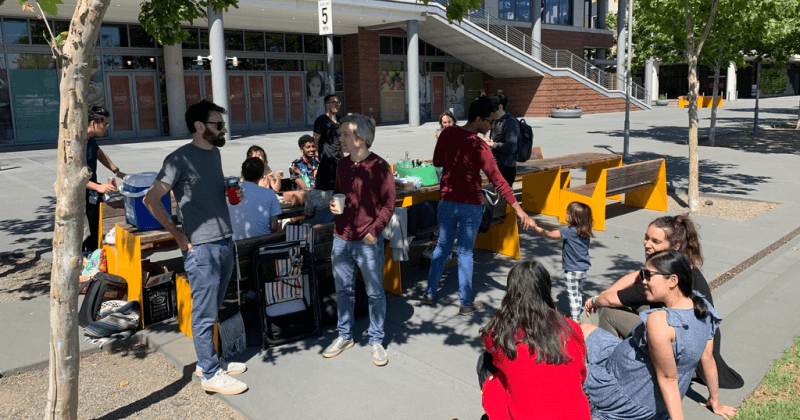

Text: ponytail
xmin=691 ymin=293 xmax=709 ymax=319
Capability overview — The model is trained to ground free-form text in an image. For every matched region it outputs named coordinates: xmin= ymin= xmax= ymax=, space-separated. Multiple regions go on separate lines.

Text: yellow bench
xmin=678 ymin=95 xmax=724 ymax=108
xmin=558 ymin=159 xmax=667 ymax=231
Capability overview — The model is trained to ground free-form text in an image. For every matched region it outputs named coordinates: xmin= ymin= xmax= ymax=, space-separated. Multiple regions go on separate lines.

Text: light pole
xmin=622 ymin=0 xmax=633 ymax=162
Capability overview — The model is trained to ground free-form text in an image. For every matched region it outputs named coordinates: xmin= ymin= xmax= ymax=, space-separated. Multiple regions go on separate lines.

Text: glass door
xmin=247 ymin=74 xmax=268 ymax=130
xmin=228 ymin=73 xmax=268 ymax=131
xmin=432 ymin=74 xmax=445 ymax=117
xmin=269 ymin=73 xmax=306 ymax=129
xmin=106 ymin=72 xmax=161 ymax=138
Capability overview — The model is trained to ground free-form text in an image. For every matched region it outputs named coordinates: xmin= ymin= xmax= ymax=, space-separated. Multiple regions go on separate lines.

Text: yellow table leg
xmin=382 ymin=243 xmax=402 ymax=296
xmin=521 ymin=169 xmax=561 ymax=217
xmin=474 ymin=205 xmax=521 ymax=259
xmin=113 ymin=226 xmax=145 ymax=329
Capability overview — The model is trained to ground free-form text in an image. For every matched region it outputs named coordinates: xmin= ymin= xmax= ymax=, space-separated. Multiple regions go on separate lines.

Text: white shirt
xmin=227 ymin=181 xmax=282 ymax=241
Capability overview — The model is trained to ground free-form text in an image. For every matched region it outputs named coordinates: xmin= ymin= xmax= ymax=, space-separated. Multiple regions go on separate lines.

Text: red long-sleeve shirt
xmin=333 ymin=152 xmax=396 ymax=240
xmin=433 ymin=126 xmax=517 ymax=206
xmin=482 ymin=319 xmax=590 ymax=420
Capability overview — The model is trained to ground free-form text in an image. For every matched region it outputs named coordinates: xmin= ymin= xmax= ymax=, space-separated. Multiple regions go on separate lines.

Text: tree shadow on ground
xmin=93 ymin=374 xmax=192 ymax=420
xmin=0 ymin=195 xmax=55 ymax=253
xmin=700 ymin=126 xmax=800 ymax=156
xmin=0 ymin=249 xmax=51 ymax=301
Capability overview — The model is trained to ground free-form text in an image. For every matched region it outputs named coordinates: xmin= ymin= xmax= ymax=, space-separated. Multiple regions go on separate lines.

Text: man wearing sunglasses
xmin=144 ymin=100 xmax=248 ymax=395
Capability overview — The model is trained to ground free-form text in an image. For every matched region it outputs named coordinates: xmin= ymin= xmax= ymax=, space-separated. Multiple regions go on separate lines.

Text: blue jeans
xmin=182 ymin=238 xmax=234 ymax=380
xmin=331 ymin=234 xmax=386 ymax=345
xmin=426 ymin=201 xmax=483 ymax=306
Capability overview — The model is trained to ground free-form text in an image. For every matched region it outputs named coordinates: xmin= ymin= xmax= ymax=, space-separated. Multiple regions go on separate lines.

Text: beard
xmin=204 ymin=130 xmax=226 ymax=147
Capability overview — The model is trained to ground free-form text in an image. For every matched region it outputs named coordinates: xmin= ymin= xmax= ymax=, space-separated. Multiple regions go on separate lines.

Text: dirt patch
xmin=0 ymin=344 xmax=248 ymax=420
xmin=0 ymin=251 xmax=51 ymax=304
xmin=702 ymin=125 xmax=800 ymax=155
xmin=666 ymin=189 xmax=780 ymax=223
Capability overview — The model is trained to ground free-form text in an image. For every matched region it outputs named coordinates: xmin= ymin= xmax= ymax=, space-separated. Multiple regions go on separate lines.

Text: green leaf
xmin=36 ymin=0 xmax=62 ymax=16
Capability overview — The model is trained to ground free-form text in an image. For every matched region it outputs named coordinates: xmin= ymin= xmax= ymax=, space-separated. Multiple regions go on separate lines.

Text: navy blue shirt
xmin=85 ymin=136 xmax=99 ymax=203
xmin=560 ymin=226 xmax=591 ymax=271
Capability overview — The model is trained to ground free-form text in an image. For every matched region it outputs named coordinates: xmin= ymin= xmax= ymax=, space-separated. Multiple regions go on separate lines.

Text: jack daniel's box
xmin=143 ymin=271 xmax=177 ymax=327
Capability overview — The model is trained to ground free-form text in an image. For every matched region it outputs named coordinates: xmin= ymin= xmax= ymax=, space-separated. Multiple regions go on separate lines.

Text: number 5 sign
xmin=318 ymin=1 xmax=332 ymax=35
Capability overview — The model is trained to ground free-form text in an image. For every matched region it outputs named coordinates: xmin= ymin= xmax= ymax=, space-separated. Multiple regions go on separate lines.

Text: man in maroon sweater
xmin=322 ymin=113 xmax=395 ymax=366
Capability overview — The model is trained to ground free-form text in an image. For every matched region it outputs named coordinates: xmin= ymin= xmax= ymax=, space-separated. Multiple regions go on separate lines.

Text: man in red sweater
xmin=322 ymin=113 xmax=396 ymax=366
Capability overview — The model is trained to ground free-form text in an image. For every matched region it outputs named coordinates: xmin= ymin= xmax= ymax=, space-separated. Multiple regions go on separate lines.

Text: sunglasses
xmin=640 ymin=269 xmax=669 ymax=281
xmin=206 ymin=120 xmax=225 ymax=130
xmin=327 ymin=100 xmax=342 ymax=105
xmin=484 ymin=117 xmax=495 ymax=125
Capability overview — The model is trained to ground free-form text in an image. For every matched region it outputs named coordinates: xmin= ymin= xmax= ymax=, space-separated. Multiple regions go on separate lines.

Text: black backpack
xmin=78 ymin=273 xmax=128 ymax=327
xmin=515 ymin=118 xmax=534 ymax=162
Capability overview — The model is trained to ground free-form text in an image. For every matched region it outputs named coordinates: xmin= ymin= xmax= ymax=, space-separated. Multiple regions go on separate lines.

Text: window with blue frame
xmin=498 ymin=0 xmax=532 ymax=21
xmin=542 ymin=0 xmax=572 ymax=25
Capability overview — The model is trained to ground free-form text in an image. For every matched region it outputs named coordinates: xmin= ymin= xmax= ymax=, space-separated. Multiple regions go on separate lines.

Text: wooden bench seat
xmin=559 ymin=159 xmax=667 ymax=231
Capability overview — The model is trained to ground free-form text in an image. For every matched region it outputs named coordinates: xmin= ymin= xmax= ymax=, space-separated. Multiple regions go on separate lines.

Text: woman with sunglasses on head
xmin=585 ymin=214 xmax=743 ymax=390
xmin=479 ymin=260 xmax=590 ymax=420
xmin=582 ymin=250 xmax=737 ymax=420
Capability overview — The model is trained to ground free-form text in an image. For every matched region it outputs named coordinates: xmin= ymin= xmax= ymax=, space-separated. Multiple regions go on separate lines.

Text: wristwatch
xmin=591 ymin=296 xmax=597 ymax=307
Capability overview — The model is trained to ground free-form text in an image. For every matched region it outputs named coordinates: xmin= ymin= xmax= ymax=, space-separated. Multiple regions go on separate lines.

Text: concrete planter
xmin=551 ymin=108 xmax=582 ymax=118
xmin=655 ymin=99 xmax=670 ymax=106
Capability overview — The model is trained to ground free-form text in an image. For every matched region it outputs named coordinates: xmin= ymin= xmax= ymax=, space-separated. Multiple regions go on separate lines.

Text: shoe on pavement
xmin=195 ymin=360 xmax=247 ymax=377
xmin=370 ymin=343 xmax=389 ymax=366
xmin=458 ymin=300 xmax=483 ymax=316
xmin=322 ymin=337 xmax=354 ymax=358
xmin=420 ymin=294 xmax=435 ymax=305
xmin=201 ymin=369 xmax=248 ymax=395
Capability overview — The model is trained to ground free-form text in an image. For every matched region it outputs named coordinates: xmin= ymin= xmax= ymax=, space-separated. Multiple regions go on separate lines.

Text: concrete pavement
xmin=1 ymin=96 xmax=799 ymax=418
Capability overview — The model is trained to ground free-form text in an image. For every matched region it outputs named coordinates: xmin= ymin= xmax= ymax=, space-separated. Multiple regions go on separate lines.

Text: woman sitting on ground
xmin=584 ymin=214 xmax=744 ymax=389
xmin=479 ymin=260 xmax=590 ymax=420
xmin=434 ymin=110 xmax=457 ymax=139
xmin=582 ymin=250 xmax=737 ymax=420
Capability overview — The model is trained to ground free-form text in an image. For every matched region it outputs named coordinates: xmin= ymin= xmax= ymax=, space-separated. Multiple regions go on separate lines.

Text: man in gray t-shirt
xmin=144 ymin=100 xmax=248 ymax=395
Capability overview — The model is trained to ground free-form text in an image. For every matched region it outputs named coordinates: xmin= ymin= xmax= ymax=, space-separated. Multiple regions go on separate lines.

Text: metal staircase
xmin=415 ymin=0 xmax=650 ymax=109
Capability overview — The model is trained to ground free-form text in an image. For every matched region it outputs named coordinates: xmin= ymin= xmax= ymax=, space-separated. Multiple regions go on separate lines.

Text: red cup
xmin=226 ymin=177 xmax=241 ymax=205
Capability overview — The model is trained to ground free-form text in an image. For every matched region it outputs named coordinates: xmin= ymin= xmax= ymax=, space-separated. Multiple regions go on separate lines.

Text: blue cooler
xmin=120 ymin=172 xmax=171 ymax=231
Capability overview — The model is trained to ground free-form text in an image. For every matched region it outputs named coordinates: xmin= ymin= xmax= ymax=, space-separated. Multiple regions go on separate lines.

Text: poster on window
xmin=418 ymin=66 xmax=431 ymax=121
xmin=445 ymin=71 xmax=465 ymax=120
xmin=380 ymin=69 xmax=405 ymax=122
xmin=306 ymin=71 xmax=327 ymax=125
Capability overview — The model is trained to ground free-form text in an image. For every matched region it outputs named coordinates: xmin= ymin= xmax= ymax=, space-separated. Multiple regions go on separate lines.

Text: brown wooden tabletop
xmin=515 ymin=152 xmax=621 ymax=175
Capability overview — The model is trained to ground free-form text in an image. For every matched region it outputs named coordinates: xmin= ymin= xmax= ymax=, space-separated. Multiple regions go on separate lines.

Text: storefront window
xmin=129 ymin=26 xmax=155 ymax=48
xmin=88 ymin=55 xmax=104 ymax=109
xmin=268 ymin=59 xmax=300 ymax=71
xmin=333 ymin=36 xmax=343 ymax=55
xmin=245 ymin=32 xmax=265 ymax=52
xmin=306 ymin=60 xmax=324 ymax=72
xmin=304 ymin=35 xmax=324 ymax=54
xmin=265 ymin=33 xmax=284 ymax=52
xmin=3 ymin=20 xmax=29 ymax=45
xmin=182 ymin=28 xmax=199 ymax=49
xmin=380 ymin=37 xmax=392 ymax=55
xmin=7 ymin=53 xmax=58 ymax=143
xmin=285 ymin=34 xmax=301 ymax=53
xmin=224 ymin=30 xmax=243 ymax=51
xmin=100 ymin=24 xmax=128 ymax=48
xmin=199 ymin=29 xmax=209 ymax=50
xmin=499 ymin=0 xmax=531 ymax=21
xmin=234 ymin=58 xmax=266 ymax=71
xmin=183 ymin=56 xmax=209 ymax=71
xmin=543 ymin=0 xmax=573 ymax=25
xmin=30 ymin=20 xmax=51 ymax=45
xmin=391 ymin=37 xmax=404 ymax=55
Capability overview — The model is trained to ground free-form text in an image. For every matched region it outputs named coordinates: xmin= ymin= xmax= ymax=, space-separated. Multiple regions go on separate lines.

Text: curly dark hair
xmin=480 ymin=260 xmax=579 ymax=363
xmin=649 ymin=214 xmax=703 ymax=268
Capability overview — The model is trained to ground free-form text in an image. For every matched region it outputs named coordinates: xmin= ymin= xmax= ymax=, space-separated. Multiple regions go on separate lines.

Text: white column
xmin=163 ymin=44 xmax=189 ymax=137
xmin=644 ymin=58 xmax=654 ymax=104
xmin=616 ymin=0 xmax=626 ymax=89
xmin=407 ymin=20 xmax=420 ymax=127
xmin=326 ymin=35 xmax=335 ymax=95
xmin=726 ymin=62 xmax=737 ymax=101
xmin=532 ymin=0 xmax=542 ymax=59
xmin=208 ymin=4 xmax=230 ymax=142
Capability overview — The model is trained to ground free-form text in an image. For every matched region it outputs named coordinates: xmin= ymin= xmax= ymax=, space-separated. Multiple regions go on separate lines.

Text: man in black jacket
xmin=486 ymin=91 xmax=519 ymax=187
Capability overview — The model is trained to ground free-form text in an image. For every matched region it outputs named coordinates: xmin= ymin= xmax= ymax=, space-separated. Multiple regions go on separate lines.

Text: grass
xmin=733 ymin=335 xmax=800 ymax=420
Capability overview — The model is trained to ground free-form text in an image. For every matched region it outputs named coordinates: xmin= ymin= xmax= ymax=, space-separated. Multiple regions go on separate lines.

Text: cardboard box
xmin=142 ymin=271 xmax=177 ymax=327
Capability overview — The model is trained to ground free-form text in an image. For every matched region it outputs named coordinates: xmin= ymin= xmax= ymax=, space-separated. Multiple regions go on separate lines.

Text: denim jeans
xmin=182 ymin=238 xmax=234 ymax=380
xmin=331 ymin=234 xmax=386 ymax=345
xmin=426 ymin=200 xmax=483 ymax=306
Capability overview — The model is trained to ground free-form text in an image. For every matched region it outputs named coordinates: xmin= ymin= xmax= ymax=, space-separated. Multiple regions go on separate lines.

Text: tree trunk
xmin=709 ymin=56 xmax=722 ymax=147
xmin=687 ymin=56 xmax=700 ymax=212
xmin=46 ymin=1 xmax=110 ymax=419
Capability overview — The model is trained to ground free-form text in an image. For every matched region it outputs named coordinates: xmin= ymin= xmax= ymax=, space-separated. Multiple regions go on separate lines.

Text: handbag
xmin=479 ymin=185 xmax=501 ymax=233
xmin=219 ymin=242 xmax=247 ymax=359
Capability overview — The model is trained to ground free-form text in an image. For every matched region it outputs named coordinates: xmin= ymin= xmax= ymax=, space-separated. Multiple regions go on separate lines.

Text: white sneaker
xmin=201 ymin=369 xmax=248 ymax=395
xmin=195 ymin=360 xmax=247 ymax=377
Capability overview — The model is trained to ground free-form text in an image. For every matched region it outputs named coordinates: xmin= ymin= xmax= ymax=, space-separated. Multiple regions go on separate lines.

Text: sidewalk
xmin=1 ymin=96 xmax=799 ymax=418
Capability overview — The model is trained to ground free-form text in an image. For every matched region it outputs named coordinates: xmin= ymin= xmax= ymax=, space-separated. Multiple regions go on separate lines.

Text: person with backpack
xmin=485 ymin=91 xmax=519 ymax=187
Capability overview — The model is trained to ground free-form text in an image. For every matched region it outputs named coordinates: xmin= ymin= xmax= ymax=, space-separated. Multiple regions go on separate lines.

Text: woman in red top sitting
xmin=480 ymin=260 xmax=590 ymax=420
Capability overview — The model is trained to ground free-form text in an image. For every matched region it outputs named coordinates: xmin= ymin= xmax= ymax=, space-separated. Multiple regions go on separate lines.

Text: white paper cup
xmin=332 ymin=194 xmax=346 ymax=215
